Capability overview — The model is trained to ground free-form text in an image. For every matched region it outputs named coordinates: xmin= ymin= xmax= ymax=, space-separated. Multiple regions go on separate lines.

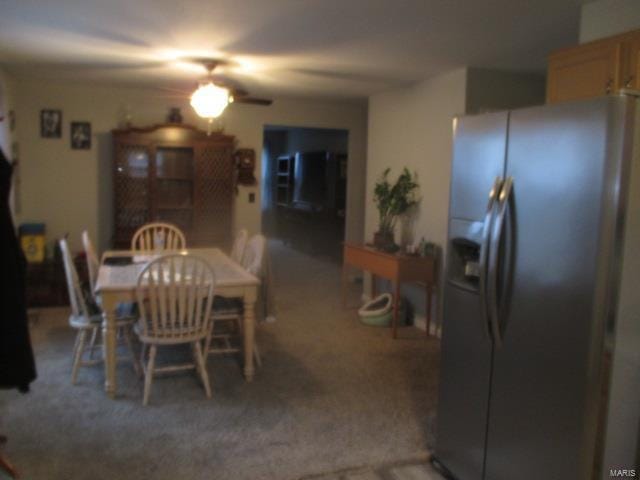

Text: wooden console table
xmin=342 ymin=243 xmax=437 ymax=338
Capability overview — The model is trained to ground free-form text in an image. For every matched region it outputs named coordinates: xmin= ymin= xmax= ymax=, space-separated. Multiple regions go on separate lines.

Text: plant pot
xmin=373 ymin=231 xmax=394 ymax=251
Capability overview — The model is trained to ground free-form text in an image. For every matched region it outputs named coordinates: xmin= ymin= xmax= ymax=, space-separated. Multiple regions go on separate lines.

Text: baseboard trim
xmin=414 ymin=314 xmax=441 ymax=338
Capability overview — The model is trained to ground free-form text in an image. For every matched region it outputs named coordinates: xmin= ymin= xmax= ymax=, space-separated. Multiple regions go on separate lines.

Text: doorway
xmin=261 ymin=126 xmax=348 ymax=262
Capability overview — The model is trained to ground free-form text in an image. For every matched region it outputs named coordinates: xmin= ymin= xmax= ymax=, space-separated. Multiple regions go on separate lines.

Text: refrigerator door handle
xmin=488 ymin=176 xmax=513 ymax=348
xmin=479 ymin=176 xmax=503 ymax=341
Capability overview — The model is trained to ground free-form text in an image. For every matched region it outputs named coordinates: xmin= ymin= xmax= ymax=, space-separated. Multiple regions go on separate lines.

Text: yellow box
xmin=21 ymin=235 xmax=45 ymax=263
xmin=19 ymin=223 xmax=46 ymax=263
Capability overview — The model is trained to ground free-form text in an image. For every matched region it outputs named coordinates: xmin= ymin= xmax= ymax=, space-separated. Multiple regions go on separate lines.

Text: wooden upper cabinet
xmin=624 ymin=32 xmax=640 ymax=90
xmin=547 ymin=39 xmax=622 ymax=103
xmin=546 ymin=28 xmax=640 ymax=104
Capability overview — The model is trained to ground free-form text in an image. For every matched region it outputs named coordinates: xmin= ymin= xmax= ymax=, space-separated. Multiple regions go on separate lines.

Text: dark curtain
xmin=0 ymin=148 xmax=36 ymax=392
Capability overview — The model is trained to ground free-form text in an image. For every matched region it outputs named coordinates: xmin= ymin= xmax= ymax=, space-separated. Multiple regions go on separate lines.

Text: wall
xmin=365 ymin=67 xmax=548 ymax=332
xmin=0 ymin=68 xmax=17 ymax=216
xmin=366 ymin=68 xmax=467 ymax=249
xmin=281 ymin=127 xmax=348 ymax=154
xmin=11 ymin=75 xmax=367 ymax=253
xmin=0 ymin=69 xmax=15 ymax=156
xmin=366 ymin=68 xmax=467 ymax=332
xmin=466 ymin=68 xmax=546 ymax=114
xmin=579 ymin=0 xmax=640 ymax=43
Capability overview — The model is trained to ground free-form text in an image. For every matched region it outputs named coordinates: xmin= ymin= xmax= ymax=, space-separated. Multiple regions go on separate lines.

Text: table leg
xmin=426 ymin=285 xmax=432 ymax=338
xmin=243 ymin=288 xmax=258 ymax=382
xmin=371 ymin=274 xmax=377 ymax=299
xmin=101 ymin=295 xmax=118 ymax=398
xmin=341 ymin=262 xmax=348 ymax=308
xmin=392 ymin=281 xmax=400 ymax=339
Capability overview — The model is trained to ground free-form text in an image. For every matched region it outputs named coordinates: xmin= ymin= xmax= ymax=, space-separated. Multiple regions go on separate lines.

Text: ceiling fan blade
xmin=151 ymin=87 xmax=193 ymax=101
xmin=211 ymin=76 xmax=245 ymax=91
xmin=229 ymin=87 xmax=248 ymax=97
xmin=154 ymin=95 xmax=190 ymax=100
xmin=233 ymin=97 xmax=273 ymax=106
xmin=155 ymin=85 xmax=191 ymax=93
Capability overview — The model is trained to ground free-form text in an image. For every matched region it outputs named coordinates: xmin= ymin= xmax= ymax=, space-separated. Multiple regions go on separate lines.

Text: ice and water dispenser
xmin=447 ymin=219 xmax=484 ymax=292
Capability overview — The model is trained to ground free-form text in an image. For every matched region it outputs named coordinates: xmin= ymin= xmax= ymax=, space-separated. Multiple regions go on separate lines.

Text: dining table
xmin=94 ymin=247 xmax=260 ymax=398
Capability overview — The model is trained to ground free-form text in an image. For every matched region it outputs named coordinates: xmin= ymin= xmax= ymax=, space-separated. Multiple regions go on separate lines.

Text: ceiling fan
xmin=159 ymin=58 xmax=272 ymax=122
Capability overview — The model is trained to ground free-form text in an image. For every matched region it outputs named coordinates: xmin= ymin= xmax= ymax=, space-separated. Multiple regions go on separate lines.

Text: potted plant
xmin=373 ymin=167 xmax=419 ymax=251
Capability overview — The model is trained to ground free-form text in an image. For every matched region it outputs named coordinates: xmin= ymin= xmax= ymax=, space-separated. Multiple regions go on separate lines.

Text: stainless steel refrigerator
xmin=433 ymin=95 xmax=640 ymax=480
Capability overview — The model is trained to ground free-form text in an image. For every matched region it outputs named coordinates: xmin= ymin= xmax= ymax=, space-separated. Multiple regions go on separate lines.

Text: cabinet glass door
xmin=114 ymin=143 xmax=150 ymax=244
xmin=155 ymin=147 xmax=195 ymax=233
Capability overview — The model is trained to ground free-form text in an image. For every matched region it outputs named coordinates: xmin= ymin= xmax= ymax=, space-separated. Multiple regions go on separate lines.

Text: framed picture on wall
xmin=40 ymin=109 xmax=62 ymax=138
xmin=70 ymin=121 xmax=91 ymax=150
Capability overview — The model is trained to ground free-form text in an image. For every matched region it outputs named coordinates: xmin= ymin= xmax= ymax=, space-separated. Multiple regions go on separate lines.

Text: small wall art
xmin=40 ymin=109 xmax=62 ymax=138
xmin=70 ymin=121 xmax=91 ymax=150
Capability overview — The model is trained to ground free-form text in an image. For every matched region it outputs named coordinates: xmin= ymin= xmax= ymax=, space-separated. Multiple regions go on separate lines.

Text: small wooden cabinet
xmin=547 ymin=28 xmax=640 ymax=104
xmin=112 ymin=124 xmax=236 ymax=248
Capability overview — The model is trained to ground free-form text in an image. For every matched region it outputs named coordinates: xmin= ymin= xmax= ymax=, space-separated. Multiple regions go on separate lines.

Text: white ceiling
xmin=0 ymin=0 xmax=588 ymax=100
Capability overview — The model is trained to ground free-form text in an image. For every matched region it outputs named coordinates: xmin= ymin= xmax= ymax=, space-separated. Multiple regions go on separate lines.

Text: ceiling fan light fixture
xmin=190 ymin=82 xmax=229 ymax=119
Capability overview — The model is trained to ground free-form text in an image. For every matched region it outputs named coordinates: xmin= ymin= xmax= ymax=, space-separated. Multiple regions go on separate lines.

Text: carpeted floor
xmin=0 ymin=241 xmax=440 ymax=480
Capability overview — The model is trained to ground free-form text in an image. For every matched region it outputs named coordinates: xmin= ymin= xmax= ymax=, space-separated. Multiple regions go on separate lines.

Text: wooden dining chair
xmin=59 ymin=238 xmax=140 ymax=384
xmin=0 ymin=435 xmax=17 ymax=479
xmin=81 ymin=230 xmax=100 ymax=294
xmin=230 ymin=228 xmax=248 ymax=264
xmin=81 ymin=230 xmax=103 ymax=353
xmin=83 ymin=228 xmax=138 ymax=321
xmin=135 ymin=253 xmax=215 ymax=405
xmin=131 ymin=222 xmax=186 ymax=252
xmin=206 ymin=234 xmax=265 ymax=366
xmin=241 ymin=234 xmax=267 ymax=277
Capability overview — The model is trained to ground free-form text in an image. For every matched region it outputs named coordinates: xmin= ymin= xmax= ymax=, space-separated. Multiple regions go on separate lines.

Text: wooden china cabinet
xmin=111 ymin=124 xmax=236 ymax=248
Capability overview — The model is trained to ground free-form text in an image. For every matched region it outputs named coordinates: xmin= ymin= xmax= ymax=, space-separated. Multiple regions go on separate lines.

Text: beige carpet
xmin=0 ymin=241 xmax=440 ymax=480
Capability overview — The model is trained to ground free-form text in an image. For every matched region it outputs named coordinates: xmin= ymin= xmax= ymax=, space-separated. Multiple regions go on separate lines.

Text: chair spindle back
xmin=136 ymin=254 xmax=215 ymax=341
xmin=59 ymin=238 xmax=91 ymax=322
xmin=81 ymin=230 xmax=100 ymax=294
xmin=131 ymin=222 xmax=186 ymax=252
xmin=230 ymin=228 xmax=249 ymax=264
xmin=241 ymin=234 xmax=266 ymax=277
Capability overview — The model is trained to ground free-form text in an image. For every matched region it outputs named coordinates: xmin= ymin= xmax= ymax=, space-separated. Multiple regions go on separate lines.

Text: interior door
xmin=484 ymin=97 xmax=631 ymax=480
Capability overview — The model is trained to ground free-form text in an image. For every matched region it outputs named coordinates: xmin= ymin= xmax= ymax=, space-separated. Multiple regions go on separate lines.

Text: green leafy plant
xmin=373 ymin=167 xmax=419 ymax=236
